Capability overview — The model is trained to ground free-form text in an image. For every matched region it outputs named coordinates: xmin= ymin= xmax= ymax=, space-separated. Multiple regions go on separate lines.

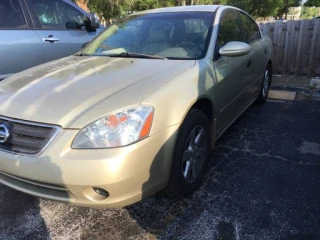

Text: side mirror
xmin=90 ymin=13 xmax=99 ymax=28
xmin=219 ymin=41 xmax=251 ymax=57
xmin=84 ymin=13 xmax=99 ymax=32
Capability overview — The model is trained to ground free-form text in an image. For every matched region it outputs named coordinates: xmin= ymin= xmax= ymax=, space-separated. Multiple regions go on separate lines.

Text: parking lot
xmin=1 ymin=86 xmax=320 ymax=240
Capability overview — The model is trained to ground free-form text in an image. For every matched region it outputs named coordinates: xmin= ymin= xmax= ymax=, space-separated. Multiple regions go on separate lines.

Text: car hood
xmin=0 ymin=56 xmax=195 ymax=128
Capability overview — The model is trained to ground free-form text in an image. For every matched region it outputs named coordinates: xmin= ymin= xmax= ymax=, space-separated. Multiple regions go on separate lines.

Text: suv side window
xmin=30 ymin=0 xmax=87 ymax=30
xmin=0 ymin=0 xmax=27 ymax=29
xmin=237 ymin=12 xmax=261 ymax=44
xmin=215 ymin=11 xmax=243 ymax=57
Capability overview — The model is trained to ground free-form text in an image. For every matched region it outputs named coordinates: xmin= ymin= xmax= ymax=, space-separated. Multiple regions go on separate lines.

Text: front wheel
xmin=166 ymin=109 xmax=211 ymax=197
xmin=257 ymin=66 xmax=272 ymax=104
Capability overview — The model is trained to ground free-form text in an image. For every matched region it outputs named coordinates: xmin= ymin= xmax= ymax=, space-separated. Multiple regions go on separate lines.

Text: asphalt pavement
xmin=1 ymin=86 xmax=320 ymax=240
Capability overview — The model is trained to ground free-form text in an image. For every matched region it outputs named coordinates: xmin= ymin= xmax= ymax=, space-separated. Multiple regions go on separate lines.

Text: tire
xmin=166 ymin=109 xmax=211 ymax=197
xmin=257 ymin=65 xmax=272 ymax=104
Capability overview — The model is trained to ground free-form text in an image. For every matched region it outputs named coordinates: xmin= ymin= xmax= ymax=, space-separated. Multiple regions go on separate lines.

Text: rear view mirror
xmin=219 ymin=41 xmax=251 ymax=57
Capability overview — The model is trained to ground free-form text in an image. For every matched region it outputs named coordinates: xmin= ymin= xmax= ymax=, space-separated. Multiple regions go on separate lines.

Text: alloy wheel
xmin=262 ymin=69 xmax=270 ymax=98
xmin=182 ymin=125 xmax=207 ymax=183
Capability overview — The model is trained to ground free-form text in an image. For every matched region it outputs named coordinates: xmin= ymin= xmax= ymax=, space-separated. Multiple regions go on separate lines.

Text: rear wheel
xmin=257 ymin=66 xmax=272 ymax=104
xmin=166 ymin=109 xmax=211 ymax=197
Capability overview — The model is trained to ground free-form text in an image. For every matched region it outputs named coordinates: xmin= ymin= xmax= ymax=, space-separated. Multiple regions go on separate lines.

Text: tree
xmin=304 ymin=0 xmax=320 ymax=7
xmin=301 ymin=5 xmax=320 ymax=18
xmin=74 ymin=0 xmax=303 ymax=23
xmin=133 ymin=0 xmax=157 ymax=11
xmin=226 ymin=0 xmax=282 ymax=18
xmin=277 ymin=0 xmax=300 ymax=19
xmin=87 ymin=0 xmax=136 ymax=23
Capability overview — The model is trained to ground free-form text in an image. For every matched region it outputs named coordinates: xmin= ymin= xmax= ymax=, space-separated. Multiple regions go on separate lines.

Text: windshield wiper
xmin=100 ymin=52 xmax=167 ymax=60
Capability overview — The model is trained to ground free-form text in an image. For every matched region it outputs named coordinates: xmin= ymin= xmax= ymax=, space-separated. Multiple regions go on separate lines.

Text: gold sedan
xmin=0 ymin=5 xmax=272 ymax=208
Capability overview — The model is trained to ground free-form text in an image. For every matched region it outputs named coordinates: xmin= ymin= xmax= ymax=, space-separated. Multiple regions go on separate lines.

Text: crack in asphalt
xmin=216 ymin=145 xmax=320 ymax=166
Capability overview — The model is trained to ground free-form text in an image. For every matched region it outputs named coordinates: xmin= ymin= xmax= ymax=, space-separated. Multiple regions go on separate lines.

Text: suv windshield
xmin=81 ymin=12 xmax=214 ymax=60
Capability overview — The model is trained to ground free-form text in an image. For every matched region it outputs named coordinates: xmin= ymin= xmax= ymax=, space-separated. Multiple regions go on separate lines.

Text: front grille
xmin=0 ymin=117 xmax=60 ymax=156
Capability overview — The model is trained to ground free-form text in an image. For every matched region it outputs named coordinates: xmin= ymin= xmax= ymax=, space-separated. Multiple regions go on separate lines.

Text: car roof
xmin=133 ymin=5 xmax=222 ymax=15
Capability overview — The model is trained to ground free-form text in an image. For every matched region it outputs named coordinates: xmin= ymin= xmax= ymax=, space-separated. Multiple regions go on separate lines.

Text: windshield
xmin=81 ymin=12 xmax=215 ymax=60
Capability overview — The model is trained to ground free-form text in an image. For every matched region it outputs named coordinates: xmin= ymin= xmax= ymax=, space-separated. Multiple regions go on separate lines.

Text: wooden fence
xmin=260 ymin=20 xmax=320 ymax=77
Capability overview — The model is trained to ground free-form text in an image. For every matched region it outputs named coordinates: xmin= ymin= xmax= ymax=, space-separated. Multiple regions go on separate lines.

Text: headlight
xmin=72 ymin=105 xmax=154 ymax=149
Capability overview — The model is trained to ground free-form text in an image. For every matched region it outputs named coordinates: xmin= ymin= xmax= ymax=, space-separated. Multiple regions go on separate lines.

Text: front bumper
xmin=0 ymin=125 xmax=179 ymax=208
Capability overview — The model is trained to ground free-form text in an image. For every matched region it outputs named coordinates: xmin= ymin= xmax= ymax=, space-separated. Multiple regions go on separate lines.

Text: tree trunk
xmin=284 ymin=0 xmax=289 ymax=19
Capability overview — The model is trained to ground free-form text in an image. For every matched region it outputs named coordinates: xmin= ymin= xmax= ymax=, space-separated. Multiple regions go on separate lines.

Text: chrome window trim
xmin=0 ymin=116 xmax=61 ymax=157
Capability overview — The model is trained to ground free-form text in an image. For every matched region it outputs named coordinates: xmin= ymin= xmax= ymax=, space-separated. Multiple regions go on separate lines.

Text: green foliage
xmin=81 ymin=0 xmax=304 ymax=21
xmin=88 ymin=0 xmax=120 ymax=20
xmin=275 ymin=0 xmax=300 ymax=18
xmin=304 ymin=0 xmax=320 ymax=7
xmin=226 ymin=0 xmax=280 ymax=17
xmin=221 ymin=0 xmax=299 ymax=18
xmin=301 ymin=6 xmax=320 ymax=18
xmin=133 ymin=0 xmax=159 ymax=11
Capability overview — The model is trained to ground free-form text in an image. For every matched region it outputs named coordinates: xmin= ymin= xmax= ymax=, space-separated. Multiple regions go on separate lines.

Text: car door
xmin=0 ymin=0 xmax=46 ymax=80
xmin=236 ymin=11 xmax=264 ymax=98
xmin=211 ymin=10 xmax=251 ymax=132
xmin=26 ymin=0 xmax=100 ymax=62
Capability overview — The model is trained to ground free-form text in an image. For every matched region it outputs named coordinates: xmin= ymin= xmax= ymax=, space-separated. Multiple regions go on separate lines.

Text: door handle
xmin=43 ymin=35 xmax=59 ymax=43
xmin=247 ymin=59 xmax=252 ymax=68
xmin=264 ymin=47 xmax=268 ymax=54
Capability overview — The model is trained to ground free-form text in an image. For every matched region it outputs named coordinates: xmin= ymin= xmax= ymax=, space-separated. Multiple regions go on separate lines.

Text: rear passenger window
xmin=216 ymin=11 xmax=243 ymax=53
xmin=30 ymin=0 xmax=87 ymax=30
xmin=0 ymin=0 xmax=27 ymax=29
xmin=237 ymin=12 xmax=261 ymax=44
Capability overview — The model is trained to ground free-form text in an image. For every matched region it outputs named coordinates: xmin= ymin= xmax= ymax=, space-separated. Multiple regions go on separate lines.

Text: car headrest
xmin=148 ymin=27 xmax=167 ymax=42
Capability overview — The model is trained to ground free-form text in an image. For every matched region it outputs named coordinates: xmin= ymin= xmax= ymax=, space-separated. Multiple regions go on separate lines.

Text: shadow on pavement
xmin=0 ymin=155 xmax=67 ymax=240
xmin=0 ymin=186 xmax=50 ymax=240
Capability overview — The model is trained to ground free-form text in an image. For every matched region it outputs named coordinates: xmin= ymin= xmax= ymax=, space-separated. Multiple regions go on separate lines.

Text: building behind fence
xmin=260 ymin=19 xmax=320 ymax=77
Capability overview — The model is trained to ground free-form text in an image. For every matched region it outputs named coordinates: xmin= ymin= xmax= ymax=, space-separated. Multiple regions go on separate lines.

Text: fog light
xmin=93 ymin=187 xmax=109 ymax=197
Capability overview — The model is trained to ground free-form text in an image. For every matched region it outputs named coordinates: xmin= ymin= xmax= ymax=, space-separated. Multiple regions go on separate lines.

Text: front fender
xmin=143 ymin=61 xmax=216 ymax=137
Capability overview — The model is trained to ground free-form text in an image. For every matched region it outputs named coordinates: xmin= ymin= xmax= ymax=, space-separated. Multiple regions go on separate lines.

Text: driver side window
xmin=215 ymin=11 xmax=243 ymax=58
xmin=30 ymin=0 xmax=87 ymax=30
